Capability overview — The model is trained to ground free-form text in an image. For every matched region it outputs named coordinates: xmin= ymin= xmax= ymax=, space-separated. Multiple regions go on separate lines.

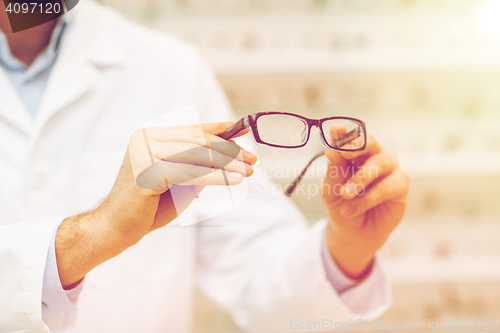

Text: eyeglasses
xmin=220 ymin=112 xmax=367 ymax=196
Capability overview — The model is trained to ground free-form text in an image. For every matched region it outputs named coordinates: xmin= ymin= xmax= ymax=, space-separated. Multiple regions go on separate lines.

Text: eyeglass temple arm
xmin=219 ymin=116 xmax=250 ymax=140
xmin=220 ymin=118 xmax=360 ymax=196
xmin=334 ymin=127 xmax=361 ymax=148
xmin=285 ymin=128 xmax=361 ymax=197
xmin=285 ymin=151 xmax=325 ymax=197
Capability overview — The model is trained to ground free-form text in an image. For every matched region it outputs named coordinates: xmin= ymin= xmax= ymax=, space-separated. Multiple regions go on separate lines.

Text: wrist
xmin=96 ymin=180 xmax=161 ymax=248
xmin=326 ymin=223 xmax=375 ymax=280
xmin=56 ymin=209 xmax=131 ymax=288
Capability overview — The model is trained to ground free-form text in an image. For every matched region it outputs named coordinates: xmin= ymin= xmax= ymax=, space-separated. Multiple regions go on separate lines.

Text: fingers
xmin=163 ymin=162 xmax=245 ymax=186
xmin=140 ymin=124 xmax=231 ymax=148
xmin=143 ymin=126 xmax=208 ymax=146
xmin=201 ymin=122 xmax=236 ymax=135
xmin=328 ymin=125 xmax=348 ymax=146
xmin=340 ymin=151 xmax=399 ymax=199
xmin=339 ymin=168 xmax=409 ymax=218
xmin=150 ymin=142 xmax=253 ymax=176
xmin=203 ymin=132 xmax=257 ymax=165
xmin=140 ymin=125 xmax=257 ymax=165
xmin=130 ymin=123 xmax=257 ymax=190
xmin=323 ymin=133 xmax=382 ymax=189
xmin=230 ymin=128 xmax=251 ymax=139
xmin=340 ymin=135 xmax=381 ymax=160
xmin=327 ymin=125 xmax=363 ymax=150
xmin=323 ymin=149 xmax=351 ymax=187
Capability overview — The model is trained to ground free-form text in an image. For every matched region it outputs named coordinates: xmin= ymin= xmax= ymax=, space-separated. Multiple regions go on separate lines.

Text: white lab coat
xmin=0 ymin=1 xmax=389 ymax=332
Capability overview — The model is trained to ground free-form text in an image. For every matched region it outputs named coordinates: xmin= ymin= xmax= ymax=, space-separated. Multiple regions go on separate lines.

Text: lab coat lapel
xmin=36 ymin=56 xmax=99 ymax=130
xmin=0 ymin=68 xmax=34 ymax=135
xmin=35 ymin=18 xmax=99 ymax=133
xmin=35 ymin=1 xmax=123 ymax=137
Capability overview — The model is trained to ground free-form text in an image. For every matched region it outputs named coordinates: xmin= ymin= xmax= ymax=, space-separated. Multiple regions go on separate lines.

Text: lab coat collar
xmin=35 ymin=0 xmax=125 ymax=135
xmin=0 ymin=1 xmax=124 ymax=137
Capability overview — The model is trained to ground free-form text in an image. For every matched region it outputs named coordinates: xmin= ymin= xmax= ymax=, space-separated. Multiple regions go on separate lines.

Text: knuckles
xmin=376 ymin=182 xmax=391 ymax=198
xmin=185 ymin=165 xmax=200 ymax=180
xmin=130 ymin=128 xmax=145 ymax=143
xmin=399 ymin=168 xmax=410 ymax=189
xmin=380 ymin=152 xmax=398 ymax=169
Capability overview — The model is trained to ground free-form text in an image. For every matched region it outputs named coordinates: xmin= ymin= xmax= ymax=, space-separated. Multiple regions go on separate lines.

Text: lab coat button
xmin=19 ymin=293 xmax=36 ymax=314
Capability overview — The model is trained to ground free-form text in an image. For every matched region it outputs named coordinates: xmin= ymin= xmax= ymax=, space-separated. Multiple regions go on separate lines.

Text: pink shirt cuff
xmin=321 ymin=228 xmax=392 ymax=318
xmin=42 ymin=221 xmax=84 ymax=313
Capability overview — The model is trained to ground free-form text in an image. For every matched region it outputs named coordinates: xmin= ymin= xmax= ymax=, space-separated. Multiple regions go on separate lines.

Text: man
xmin=0 ymin=1 xmax=409 ymax=332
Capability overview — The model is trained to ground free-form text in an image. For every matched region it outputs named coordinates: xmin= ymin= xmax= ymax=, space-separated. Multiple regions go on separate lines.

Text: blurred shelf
xmin=386 ymin=258 xmax=500 ymax=283
xmin=154 ymin=13 xmax=500 ymax=73
xmin=220 ymin=72 xmax=500 ymax=121
xmin=398 ymin=154 xmax=500 ymax=176
xmin=99 ymin=0 xmax=500 ymax=72
xmin=382 ymin=219 xmax=500 ymax=282
xmin=99 ymin=0 xmax=488 ymax=13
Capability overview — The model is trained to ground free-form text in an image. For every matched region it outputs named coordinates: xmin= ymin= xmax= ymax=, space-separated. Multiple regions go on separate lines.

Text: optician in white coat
xmin=0 ymin=1 xmax=405 ymax=332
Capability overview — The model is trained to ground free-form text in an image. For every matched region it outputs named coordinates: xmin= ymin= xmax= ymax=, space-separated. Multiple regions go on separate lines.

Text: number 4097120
xmin=5 ymin=2 xmax=62 ymax=14
xmin=443 ymin=319 xmax=499 ymax=330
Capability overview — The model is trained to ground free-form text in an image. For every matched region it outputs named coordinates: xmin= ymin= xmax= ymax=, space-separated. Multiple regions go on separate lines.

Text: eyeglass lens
xmin=321 ymin=119 xmax=363 ymax=150
xmin=256 ymin=115 xmax=362 ymax=150
xmin=256 ymin=115 xmax=308 ymax=147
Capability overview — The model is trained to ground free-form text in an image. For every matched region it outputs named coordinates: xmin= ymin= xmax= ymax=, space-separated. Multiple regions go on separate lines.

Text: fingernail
xmin=228 ymin=172 xmax=243 ymax=180
xmin=341 ymin=205 xmax=355 ymax=218
xmin=242 ymin=150 xmax=257 ymax=163
xmin=343 ymin=182 xmax=356 ymax=196
xmin=236 ymin=160 xmax=246 ymax=171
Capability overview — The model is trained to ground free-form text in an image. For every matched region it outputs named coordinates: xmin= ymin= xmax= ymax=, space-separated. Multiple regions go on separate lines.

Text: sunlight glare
xmin=476 ymin=0 xmax=500 ymax=35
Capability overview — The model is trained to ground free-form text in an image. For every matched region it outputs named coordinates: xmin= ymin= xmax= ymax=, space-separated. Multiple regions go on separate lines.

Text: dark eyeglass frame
xmin=220 ymin=112 xmax=367 ymax=196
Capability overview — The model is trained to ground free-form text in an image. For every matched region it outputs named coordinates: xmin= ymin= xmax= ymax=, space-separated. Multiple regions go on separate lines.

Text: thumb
xmin=201 ymin=122 xmax=235 ymax=136
xmin=322 ymin=149 xmax=364 ymax=225
xmin=323 ymin=148 xmax=351 ymax=188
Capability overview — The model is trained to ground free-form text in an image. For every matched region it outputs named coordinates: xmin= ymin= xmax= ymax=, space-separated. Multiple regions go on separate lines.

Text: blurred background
xmin=96 ymin=0 xmax=500 ymax=331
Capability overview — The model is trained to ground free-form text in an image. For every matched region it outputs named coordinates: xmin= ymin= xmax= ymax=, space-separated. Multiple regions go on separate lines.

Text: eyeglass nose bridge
xmin=307 ymin=120 xmax=330 ymax=148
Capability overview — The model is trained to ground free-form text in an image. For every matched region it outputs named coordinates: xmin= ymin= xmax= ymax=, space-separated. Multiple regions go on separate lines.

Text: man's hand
xmin=321 ymin=131 xmax=409 ymax=280
xmin=56 ymin=122 xmax=256 ymax=289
